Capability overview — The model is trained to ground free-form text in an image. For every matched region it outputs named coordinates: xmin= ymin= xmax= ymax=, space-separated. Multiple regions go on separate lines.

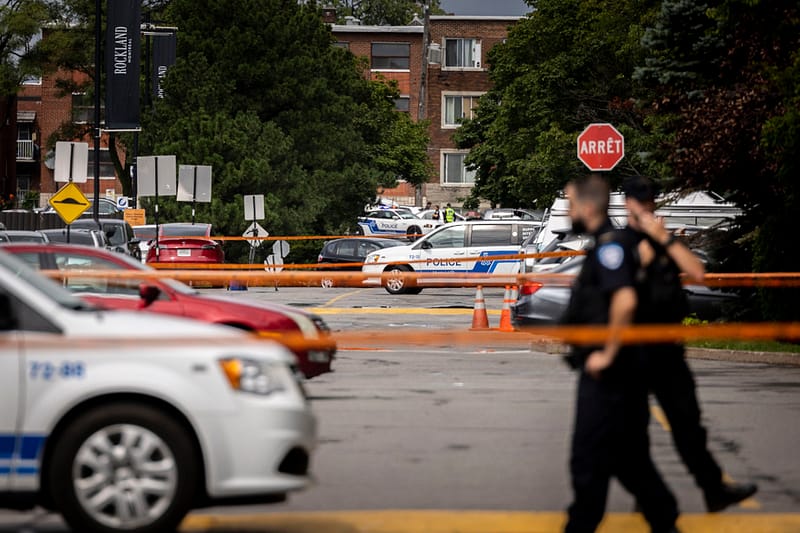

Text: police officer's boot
xmin=704 ymin=481 xmax=758 ymax=512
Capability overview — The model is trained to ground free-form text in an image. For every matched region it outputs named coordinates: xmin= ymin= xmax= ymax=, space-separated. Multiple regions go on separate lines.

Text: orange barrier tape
xmin=148 ymin=250 xmax=585 ymax=271
xmin=43 ymin=268 xmax=800 ymax=289
xmin=5 ymin=323 xmax=800 ymax=352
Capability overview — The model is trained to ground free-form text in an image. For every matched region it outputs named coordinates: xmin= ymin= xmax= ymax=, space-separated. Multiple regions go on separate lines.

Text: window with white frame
xmin=441 ymin=151 xmax=476 ymax=185
xmin=444 ymin=38 xmax=481 ymax=69
xmin=86 ymin=149 xmax=117 ymax=180
xmin=442 ymin=93 xmax=482 ymax=127
xmin=371 ymin=42 xmax=410 ymax=70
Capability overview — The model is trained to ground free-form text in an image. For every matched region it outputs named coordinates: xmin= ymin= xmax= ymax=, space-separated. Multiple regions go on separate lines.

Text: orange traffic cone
xmin=497 ymin=285 xmax=516 ymax=332
xmin=470 ymin=285 xmax=490 ymax=330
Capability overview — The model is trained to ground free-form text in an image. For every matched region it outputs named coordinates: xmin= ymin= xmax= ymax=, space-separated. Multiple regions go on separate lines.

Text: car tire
xmin=384 ymin=265 xmax=412 ymax=295
xmin=406 ymin=226 xmax=421 ymax=241
xmin=48 ymin=403 xmax=199 ymax=533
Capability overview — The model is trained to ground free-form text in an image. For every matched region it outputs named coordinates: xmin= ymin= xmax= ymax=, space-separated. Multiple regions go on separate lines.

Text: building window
xmin=442 ymin=93 xmax=482 ymax=128
xmin=394 ymin=96 xmax=410 ymax=112
xmin=441 ymin=152 xmax=476 ymax=185
xmin=87 ymin=149 xmax=117 ymax=180
xmin=333 ymin=41 xmax=350 ymax=50
xmin=444 ymin=38 xmax=481 ymax=69
xmin=21 ymin=75 xmax=42 ymax=85
xmin=72 ymin=93 xmax=94 ymax=124
xmin=371 ymin=42 xmax=410 ymax=70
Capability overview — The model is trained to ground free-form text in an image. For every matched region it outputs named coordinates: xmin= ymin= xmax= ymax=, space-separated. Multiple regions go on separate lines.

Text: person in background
xmin=432 ymin=205 xmax=440 ymax=221
xmin=444 ymin=203 xmax=456 ymax=223
xmin=623 ymin=176 xmax=758 ymax=513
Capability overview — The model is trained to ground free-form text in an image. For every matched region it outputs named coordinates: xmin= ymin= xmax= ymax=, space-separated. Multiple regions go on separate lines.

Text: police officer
xmin=623 ymin=176 xmax=758 ymax=512
xmin=444 ymin=203 xmax=456 ymax=223
xmin=432 ymin=205 xmax=441 ymax=221
xmin=562 ymin=174 xmax=679 ymax=533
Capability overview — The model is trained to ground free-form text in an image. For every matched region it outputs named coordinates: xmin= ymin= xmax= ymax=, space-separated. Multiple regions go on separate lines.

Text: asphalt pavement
xmin=2 ymin=286 xmax=798 ymax=532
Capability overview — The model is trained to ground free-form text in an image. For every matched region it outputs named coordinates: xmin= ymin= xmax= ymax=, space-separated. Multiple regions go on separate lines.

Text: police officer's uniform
xmin=629 ymin=230 xmax=727 ymax=506
xmin=444 ymin=206 xmax=455 ymax=223
xmin=563 ymin=219 xmax=679 ymax=533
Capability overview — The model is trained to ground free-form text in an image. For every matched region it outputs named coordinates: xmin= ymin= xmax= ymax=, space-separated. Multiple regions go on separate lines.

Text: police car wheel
xmin=406 ymin=226 xmax=421 ymax=241
xmin=49 ymin=403 xmax=199 ymax=533
xmin=384 ymin=265 xmax=410 ymax=295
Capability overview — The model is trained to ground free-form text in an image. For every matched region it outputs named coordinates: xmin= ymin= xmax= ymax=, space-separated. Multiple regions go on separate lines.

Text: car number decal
xmin=29 ymin=361 xmax=86 ymax=380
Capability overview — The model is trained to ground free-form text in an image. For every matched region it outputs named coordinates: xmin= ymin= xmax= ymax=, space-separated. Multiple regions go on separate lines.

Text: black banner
xmin=152 ymin=31 xmax=176 ymax=99
xmin=105 ymin=0 xmax=141 ymax=130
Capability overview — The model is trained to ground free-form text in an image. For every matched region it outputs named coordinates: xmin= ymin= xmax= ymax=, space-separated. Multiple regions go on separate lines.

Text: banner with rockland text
xmin=105 ymin=0 xmax=141 ymax=130
xmin=152 ymin=31 xmax=176 ymax=99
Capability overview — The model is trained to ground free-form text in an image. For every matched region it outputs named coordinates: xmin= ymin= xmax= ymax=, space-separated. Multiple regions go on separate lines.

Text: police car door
xmin=413 ymin=224 xmax=468 ymax=273
xmin=0 ymin=289 xmax=20 ymax=491
xmin=466 ymin=223 xmax=520 ymax=274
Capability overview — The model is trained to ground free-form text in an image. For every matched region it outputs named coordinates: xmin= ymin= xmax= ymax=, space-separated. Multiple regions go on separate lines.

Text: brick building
xmin=14 ymin=67 xmax=123 ymax=209
xmin=332 ymin=15 xmax=520 ymax=207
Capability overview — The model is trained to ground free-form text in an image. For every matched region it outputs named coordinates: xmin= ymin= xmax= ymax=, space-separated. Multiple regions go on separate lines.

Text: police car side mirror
xmin=420 ymin=240 xmax=433 ymax=250
xmin=0 ymin=292 xmax=17 ymax=331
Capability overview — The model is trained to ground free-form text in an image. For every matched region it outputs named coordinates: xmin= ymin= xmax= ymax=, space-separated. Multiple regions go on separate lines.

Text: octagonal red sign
xmin=577 ymin=123 xmax=625 ymax=171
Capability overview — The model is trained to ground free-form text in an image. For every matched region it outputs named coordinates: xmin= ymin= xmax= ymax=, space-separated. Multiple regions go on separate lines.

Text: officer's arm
xmin=663 ymin=239 xmax=705 ymax=283
xmin=585 ymin=286 xmax=637 ymax=379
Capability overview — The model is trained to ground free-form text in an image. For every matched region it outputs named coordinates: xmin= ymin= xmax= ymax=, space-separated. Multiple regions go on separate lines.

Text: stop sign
xmin=576 ymin=123 xmax=625 ymax=171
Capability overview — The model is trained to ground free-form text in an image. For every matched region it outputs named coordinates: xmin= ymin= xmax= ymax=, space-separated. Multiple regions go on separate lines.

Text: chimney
xmin=322 ymin=5 xmax=336 ymax=24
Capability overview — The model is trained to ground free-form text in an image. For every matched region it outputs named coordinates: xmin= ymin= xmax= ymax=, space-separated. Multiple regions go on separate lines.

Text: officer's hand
xmin=629 ymin=201 xmax=670 ymax=245
xmin=585 ymin=350 xmax=614 ymax=379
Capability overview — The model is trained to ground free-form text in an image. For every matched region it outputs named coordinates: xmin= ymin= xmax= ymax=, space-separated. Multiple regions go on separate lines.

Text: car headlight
xmin=219 ymin=358 xmax=286 ymax=396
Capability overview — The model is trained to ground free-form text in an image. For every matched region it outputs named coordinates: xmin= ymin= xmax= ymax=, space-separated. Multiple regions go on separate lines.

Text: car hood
xmin=199 ymin=294 xmax=327 ymax=339
xmin=62 ymin=308 xmax=244 ymax=339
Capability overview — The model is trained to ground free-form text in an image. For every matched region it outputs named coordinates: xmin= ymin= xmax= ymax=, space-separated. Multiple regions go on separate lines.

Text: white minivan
xmin=362 ymin=220 xmax=541 ymax=294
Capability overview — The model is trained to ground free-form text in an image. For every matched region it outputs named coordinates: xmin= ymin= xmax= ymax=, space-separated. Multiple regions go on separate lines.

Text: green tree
xmin=141 ymin=0 xmax=429 ymax=261
xmin=327 ymin=0 xmax=444 ymax=25
xmin=637 ymin=0 xmax=800 ymax=319
xmin=454 ymin=0 xmax=662 ymax=208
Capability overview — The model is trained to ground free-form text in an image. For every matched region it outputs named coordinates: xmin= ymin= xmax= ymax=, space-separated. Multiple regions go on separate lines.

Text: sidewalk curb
xmin=529 ymin=341 xmax=800 ymax=367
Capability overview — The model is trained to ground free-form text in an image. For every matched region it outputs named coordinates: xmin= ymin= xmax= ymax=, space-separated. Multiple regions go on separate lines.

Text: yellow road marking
xmin=308 ymin=307 xmax=501 ymax=315
xmin=182 ymin=511 xmax=800 ymax=532
xmin=650 ymin=404 xmax=672 ymax=431
xmin=320 ymin=289 xmax=367 ymax=308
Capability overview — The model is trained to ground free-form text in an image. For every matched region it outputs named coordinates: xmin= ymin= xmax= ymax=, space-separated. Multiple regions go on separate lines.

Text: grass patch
xmin=688 ymin=339 xmax=800 ymax=353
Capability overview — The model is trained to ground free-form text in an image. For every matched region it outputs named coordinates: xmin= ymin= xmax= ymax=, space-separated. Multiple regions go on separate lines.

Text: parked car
xmin=70 ymin=218 xmax=140 ymax=259
xmin=0 ymin=230 xmax=49 ymax=243
xmin=0 ymin=249 xmax=316 ymax=533
xmin=483 ymin=208 xmax=544 ymax=221
xmin=3 ymin=243 xmax=335 ymax=378
xmin=362 ymin=220 xmax=542 ymax=294
xmin=356 ymin=209 xmax=438 ymax=240
xmin=511 ymin=255 xmax=739 ymax=326
xmin=317 ymin=237 xmax=406 ymax=288
xmin=146 ymin=223 xmax=224 ymax=265
xmin=40 ymin=227 xmax=110 ymax=248
xmin=43 ymin=197 xmax=122 ymax=217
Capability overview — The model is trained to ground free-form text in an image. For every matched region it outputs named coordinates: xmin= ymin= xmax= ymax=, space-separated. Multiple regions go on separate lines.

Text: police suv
xmin=356 ymin=209 xmax=439 ymax=240
xmin=362 ymin=220 xmax=541 ymax=294
xmin=0 ymin=251 xmax=316 ymax=533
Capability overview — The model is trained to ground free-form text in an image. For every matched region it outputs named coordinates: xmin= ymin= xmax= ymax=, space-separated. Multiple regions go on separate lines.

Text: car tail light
xmin=318 ymin=255 xmax=324 ymax=262
xmin=520 ymin=281 xmax=543 ymax=296
xmin=201 ymin=244 xmax=218 ymax=250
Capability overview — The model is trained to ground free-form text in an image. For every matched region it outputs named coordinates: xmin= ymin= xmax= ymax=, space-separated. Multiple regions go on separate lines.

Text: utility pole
xmin=93 ymin=0 xmax=101 ymax=221
xmin=415 ymin=0 xmax=431 ymax=208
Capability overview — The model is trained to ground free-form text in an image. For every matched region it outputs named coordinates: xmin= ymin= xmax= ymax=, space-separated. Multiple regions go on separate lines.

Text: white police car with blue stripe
xmin=356 ymin=209 xmax=438 ymax=240
xmin=0 ymin=251 xmax=315 ymax=533
xmin=362 ymin=220 xmax=541 ymax=294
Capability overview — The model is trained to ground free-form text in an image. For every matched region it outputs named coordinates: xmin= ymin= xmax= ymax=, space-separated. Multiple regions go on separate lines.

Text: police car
xmin=0 ymin=251 xmax=316 ymax=533
xmin=362 ymin=220 xmax=541 ymax=294
xmin=356 ymin=209 xmax=438 ymax=240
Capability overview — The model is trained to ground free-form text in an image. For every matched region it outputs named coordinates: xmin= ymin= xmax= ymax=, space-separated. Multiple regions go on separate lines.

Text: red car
xmin=146 ymin=222 xmax=224 ymax=264
xmin=1 ymin=242 xmax=335 ymax=378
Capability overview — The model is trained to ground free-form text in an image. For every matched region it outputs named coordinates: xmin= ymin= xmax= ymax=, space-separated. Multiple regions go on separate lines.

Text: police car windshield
xmin=0 ymin=251 xmax=94 ymax=310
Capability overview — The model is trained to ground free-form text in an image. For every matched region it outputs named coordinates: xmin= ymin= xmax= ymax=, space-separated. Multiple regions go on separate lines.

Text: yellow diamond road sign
xmin=49 ymin=182 xmax=91 ymax=224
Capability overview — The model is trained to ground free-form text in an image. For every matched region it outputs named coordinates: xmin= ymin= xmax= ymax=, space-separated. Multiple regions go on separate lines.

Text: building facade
xmin=332 ymin=15 xmax=520 ymax=207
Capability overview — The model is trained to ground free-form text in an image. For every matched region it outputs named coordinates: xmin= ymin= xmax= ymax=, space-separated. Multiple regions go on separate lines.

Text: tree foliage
xmin=325 ymin=0 xmax=443 ymax=25
xmin=140 ymin=0 xmax=429 ymax=261
xmin=454 ymin=0 xmax=662 ymax=209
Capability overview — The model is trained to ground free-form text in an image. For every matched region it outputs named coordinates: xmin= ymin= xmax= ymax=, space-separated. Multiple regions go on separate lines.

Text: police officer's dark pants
xmin=647 ymin=343 xmax=723 ymax=496
xmin=566 ymin=356 xmax=679 ymax=533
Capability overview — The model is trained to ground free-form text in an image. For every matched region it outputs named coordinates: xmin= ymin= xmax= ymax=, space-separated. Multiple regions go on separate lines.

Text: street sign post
xmin=577 ymin=123 xmax=625 ymax=171
xmin=54 ymin=142 xmax=89 ymax=183
xmin=49 ymin=182 xmax=91 ymax=224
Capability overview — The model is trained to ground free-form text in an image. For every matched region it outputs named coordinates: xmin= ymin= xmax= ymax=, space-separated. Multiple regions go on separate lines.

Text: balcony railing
xmin=16 ymin=140 xmax=35 ymax=161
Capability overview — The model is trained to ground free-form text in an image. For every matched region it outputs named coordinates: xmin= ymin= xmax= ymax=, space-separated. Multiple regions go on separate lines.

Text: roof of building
xmin=430 ymin=16 xmax=523 ymax=21
xmin=331 ymin=25 xmax=424 ymax=34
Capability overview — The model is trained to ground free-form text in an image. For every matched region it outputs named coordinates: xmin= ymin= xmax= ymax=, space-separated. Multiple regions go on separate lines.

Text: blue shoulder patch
xmin=598 ymin=243 xmax=625 ymax=270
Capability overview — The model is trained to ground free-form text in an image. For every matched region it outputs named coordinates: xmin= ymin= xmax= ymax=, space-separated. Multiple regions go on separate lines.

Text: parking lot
xmin=3 ymin=286 xmax=799 ymax=532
